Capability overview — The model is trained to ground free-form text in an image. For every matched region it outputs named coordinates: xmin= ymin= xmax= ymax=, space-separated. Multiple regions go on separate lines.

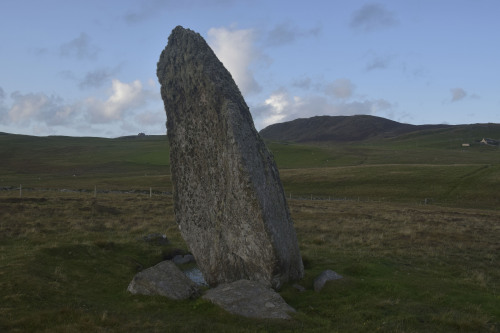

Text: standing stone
xmin=157 ymin=26 xmax=304 ymax=289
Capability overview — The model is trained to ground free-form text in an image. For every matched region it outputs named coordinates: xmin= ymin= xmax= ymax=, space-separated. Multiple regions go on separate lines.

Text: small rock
xmin=183 ymin=266 xmax=208 ymax=287
xmin=203 ymin=279 xmax=295 ymax=319
xmin=292 ymin=283 xmax=306 ymax=292
xmin=127 ymin=261 xmax=199 ymax=300
xmin=314 ymin=270 xmax=343 ymax=292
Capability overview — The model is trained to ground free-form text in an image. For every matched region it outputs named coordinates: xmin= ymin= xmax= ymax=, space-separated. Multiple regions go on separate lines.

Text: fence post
xmin=150 ymin=187 xmax=152 ymax=198
xmin=19 ymin=184 xmax=22 ymax=198
xmin=94 ymin=185 xmax=97 ymax=198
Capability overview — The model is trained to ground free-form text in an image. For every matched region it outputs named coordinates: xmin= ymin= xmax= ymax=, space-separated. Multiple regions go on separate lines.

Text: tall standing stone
xmin=157 ymin=26 xmax=303 ymax=289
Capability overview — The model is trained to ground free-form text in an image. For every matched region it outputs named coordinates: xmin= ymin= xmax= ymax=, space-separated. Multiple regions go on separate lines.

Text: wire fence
xmin=0 ymin=185 xmax=172 ymax=198
xmin=0 ymin=185 xmax=434 ymax=205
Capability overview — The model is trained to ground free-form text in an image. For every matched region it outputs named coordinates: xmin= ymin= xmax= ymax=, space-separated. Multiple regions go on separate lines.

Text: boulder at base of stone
xmin=127 ymin=261 xmax=199 ymax=300
xmin=202 ymin=279 xmax=295 ymax=319
xmin=313 ymin=270 xmax=343 ymax=292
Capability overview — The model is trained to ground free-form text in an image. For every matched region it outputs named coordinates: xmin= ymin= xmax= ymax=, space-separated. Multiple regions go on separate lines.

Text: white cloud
xmin=79 ymin=67 xmax=119 ymax=89
xmin=253 ymin=89 xmax=394 ymax=130
xmin=6 ymin=93 xmax=46 ymax=124
xmin=0 ymin=79 xmax=162 ymax=137
xmin=85 ymin=79 xmax=148 ymax=123
xmin=365 ymin=54 xmax=392 ymax=71
xmin=450 ymin=87 xmax=467 ymax=102
xmin=350 ymin=3 xmax=398 ymax=32
xmin=207 ymin=26 xmax=262 ymax=95
xmin=60 ymin=33 xmax=99 ymax=60
xmin=326 ymin=78 xmax=355 ymax=99
xmin=135 ymin=110 xmax=165 ymax=126
xmin=265 ymin=21 xmax=322 ymax=46
xmin=1 ymin=92 xmax=77 ymax=126
xmin=260 ymin=91 xmax=290 ymax=127
xmin=292 ymin=77 xmax=312 ymax=90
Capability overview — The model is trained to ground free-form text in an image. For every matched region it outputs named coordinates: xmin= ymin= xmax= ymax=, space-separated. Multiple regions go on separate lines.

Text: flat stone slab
xmin=127 ymin=261 xmax=199 ymax=300
xmin=202 ymin=279 xmax=295 ymax=319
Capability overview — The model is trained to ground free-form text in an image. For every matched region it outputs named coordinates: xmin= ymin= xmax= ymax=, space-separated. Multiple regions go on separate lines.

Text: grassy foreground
xmin=0 ymin=191 xmax=498 ymax=332
xmin=1 ymin=133 xmax=499 ymax=331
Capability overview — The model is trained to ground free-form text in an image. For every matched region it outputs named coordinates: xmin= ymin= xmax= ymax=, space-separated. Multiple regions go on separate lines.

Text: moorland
xmin=1 ymin=118 xmax=499 ymax=332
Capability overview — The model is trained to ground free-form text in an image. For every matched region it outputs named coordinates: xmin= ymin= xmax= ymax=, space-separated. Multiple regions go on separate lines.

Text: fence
xmin=1 ymin=185 xmax=434 ymax=205
xmin=0 ymin=185 xmax=172 ymax=199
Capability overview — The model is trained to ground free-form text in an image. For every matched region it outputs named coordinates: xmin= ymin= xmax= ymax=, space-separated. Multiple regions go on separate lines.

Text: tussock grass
xmin=1 ymin=192 xmax=498 ymax=332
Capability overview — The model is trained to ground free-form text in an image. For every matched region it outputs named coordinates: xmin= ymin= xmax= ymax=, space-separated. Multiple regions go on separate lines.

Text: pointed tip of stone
xmin=170 ymin=25 xmax=198 ymax=38
xmin=171 ymin=25 xmax=186 ymax=33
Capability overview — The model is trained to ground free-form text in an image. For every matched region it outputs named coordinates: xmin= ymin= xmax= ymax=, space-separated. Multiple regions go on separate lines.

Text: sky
xmin=1 ymin=0 xmax=499 ymax=137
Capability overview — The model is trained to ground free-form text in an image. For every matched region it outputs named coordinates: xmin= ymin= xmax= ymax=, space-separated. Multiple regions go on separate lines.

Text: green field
xmin=2 ymin=132 xmax=499 ymax=209
xmin=1 ymin=133 xmax=499 ymax=332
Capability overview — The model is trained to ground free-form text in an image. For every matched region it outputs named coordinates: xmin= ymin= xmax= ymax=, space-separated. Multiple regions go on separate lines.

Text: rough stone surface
xmin=156 ymin=26 xmax=303 ymax=289
xmin=127 ymin=261 xmax=199 ymax=300
xmin=313 ymin=270 xmax=343 ymax=292
xmin=202 ymin=279 xmax=295 ymax=319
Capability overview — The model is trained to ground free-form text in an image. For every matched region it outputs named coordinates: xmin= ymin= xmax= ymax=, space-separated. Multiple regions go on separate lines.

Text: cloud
xmin=59 ymin=67 xmax=120 ymax=89
xmin=85 ymin=79 xmax=150 ymax=123
xmin=292 ymin=77 xmax=312 ymax=90
xmin=326 ymin=78 xmax=355 ymax=99
xmin=0 ymin=87 xmax=6 ymax=124
xmin=0 ymin=91 xmax=78 ymax=126
xmin=207 ymin=26 xmax=262 ymax=95
xmin=350 ymin=3 xmax=398 ymax=32
xmin=79 ymin=68 xmax=118 ymax=89
xmin=450 ymin=88 xmax=467 ymax=102
xmin=253 ymin=89 xmax=394 ymax=130
xmin=265 ymin=21 xmax=321 ymax=46
xmin=32 ymin=47 xmax=49 ymax=56
xmin=365 ymin=55 xmax=391 ymax=71
xmin=135 ymin=110 xmax=165 ymax=126
xmin=0 ymin=79 xmax=162 ymax=136
xmin=60 ymin=33 xmax=99 ymax=60
xmin=124 ymin=0 xmax=173 ymax=23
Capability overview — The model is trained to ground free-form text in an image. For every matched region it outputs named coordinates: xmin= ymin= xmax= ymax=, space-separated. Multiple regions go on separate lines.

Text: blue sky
xmin=1 ymin=0 xmax=499 ymax=137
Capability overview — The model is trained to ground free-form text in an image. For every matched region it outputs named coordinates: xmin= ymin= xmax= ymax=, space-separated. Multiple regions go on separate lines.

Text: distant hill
xmin=259 ymin=115 xmax=472 ymax=143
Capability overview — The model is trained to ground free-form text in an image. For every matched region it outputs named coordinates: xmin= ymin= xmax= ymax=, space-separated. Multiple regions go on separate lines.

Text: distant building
xmin=462 ymin=143 xmax=470 ymax=147
xmin=138 ymin=132 xmax=146 ymax=137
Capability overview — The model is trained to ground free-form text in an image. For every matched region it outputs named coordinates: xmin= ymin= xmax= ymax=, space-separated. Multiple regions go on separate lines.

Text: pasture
xmin=1 ymin=133 xmax=499 ymax=332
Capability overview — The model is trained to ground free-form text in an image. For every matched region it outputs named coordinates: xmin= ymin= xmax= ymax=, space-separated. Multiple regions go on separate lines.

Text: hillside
xmin=259 ymin=115 xmax=500 ymax=143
